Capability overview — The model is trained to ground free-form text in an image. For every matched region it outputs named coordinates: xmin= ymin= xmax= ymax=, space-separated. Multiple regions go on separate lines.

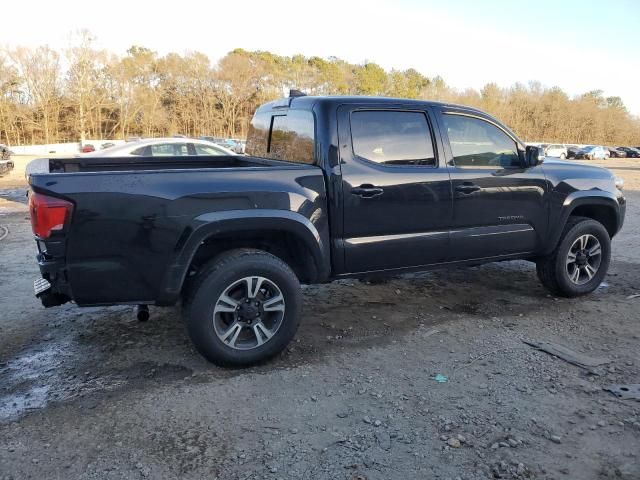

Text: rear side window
xmin=246 ymin=110 xmax=315 ymax=164
xmin=194 ymin=144 xmax=224 ymax=155
xmin=131 ymin=146 xmax=147 ymax=156
xmin=246 ymin=112 xmax=271 ymax=158
xmin=150 ymin=143 xmax=189 ymax=156
xmin=443 ymin=114 xmax=520 ymax=168
xmin=350 ymin=110 xmax=435 ymax=166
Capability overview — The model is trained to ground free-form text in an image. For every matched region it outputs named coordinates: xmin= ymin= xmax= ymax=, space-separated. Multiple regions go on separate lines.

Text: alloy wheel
xmin=566 ymin=234 xmax=602 ymax=285
xmin=212 ymin=276 xmax=285 ymax=350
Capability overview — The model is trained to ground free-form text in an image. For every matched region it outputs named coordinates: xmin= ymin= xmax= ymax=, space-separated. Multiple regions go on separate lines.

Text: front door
xmin=436 ymin=109 xmax=548 ymax=261
xmin=337 ymin=104 xmax=452 ymax=273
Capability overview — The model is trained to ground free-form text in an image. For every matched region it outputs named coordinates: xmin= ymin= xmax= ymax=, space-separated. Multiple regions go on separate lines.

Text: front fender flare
xmin=543 ymin=190 xmax=622 ymax=255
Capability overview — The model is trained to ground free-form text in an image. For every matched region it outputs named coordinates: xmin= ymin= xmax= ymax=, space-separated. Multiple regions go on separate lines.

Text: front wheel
xmin=536 ymin=217 xmax=611 ymax=297
xmin=184 ymin=249 xmax=302 ymax=366
xmin=560 ymin=153 xmax=566 ymax=159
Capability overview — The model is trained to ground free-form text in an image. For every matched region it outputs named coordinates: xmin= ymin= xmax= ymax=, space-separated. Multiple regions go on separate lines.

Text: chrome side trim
xmin=345 ymin=230 xmax=448 ymax=246
xmin=450 ymin=224 xmax=534 ymax=238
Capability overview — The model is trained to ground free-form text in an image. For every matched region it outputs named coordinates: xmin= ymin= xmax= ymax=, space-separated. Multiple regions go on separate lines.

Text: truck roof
xmin=256 ymin=95 xmax=487 ymax=115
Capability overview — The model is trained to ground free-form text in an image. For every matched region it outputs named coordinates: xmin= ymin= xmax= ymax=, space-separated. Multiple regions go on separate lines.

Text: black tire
xmin=184 ymin=249 xmax=302 ymax=367
xmin=536 ymin=216 xmax=611 ymax=297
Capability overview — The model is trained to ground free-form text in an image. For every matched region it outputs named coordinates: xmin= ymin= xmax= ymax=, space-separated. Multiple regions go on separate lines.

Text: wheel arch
xmin=157 ymin=210 xmax=330 ymax=305
xmin=543 ymin=192 xmax=621 ymax=255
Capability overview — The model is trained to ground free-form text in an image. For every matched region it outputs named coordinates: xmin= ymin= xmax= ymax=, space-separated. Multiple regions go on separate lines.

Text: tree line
xmin=1 ymin=31 xmax=638 ymax=146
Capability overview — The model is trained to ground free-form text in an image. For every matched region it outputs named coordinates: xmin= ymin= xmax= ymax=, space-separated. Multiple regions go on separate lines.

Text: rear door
xmin=337 ymin=103 xmax=452 ymax=273
xmin=436 ymin=108 xmax=548 ymax=260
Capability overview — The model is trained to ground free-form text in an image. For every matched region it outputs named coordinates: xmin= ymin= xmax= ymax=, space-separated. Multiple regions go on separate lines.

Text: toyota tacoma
xmin=27 ymin=93 xmax=626 ymax=366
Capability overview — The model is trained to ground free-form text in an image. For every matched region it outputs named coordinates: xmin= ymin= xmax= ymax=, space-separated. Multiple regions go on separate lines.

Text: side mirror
xmin=525 ymin=145 xmax=545 ymax=167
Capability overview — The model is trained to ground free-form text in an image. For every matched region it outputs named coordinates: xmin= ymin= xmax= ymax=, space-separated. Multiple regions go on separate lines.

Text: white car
xmin=81 ymin=138 xmax=236 ymax=157
xmin=545 ymin=144 xmax=568 ymax=159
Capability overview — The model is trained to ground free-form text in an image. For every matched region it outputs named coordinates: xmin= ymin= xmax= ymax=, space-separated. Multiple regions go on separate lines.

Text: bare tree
xmin=8 ymin=46 xmax=61 ymax=144
xmin=66 ymin=30 xmax=107 ymax=143
xmin=0 ymin=38 xmax=639 ymax=146
xmin=214 ymin=52 xmax=264 ymax=137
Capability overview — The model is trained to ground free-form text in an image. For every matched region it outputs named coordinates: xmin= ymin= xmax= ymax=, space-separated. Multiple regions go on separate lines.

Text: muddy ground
xmin=0 ymin=156 xmax=639 ymax=480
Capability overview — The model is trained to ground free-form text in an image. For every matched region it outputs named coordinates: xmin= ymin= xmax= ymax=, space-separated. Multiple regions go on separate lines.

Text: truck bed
xmin=47 ymin=155 xmax=297 ymax=173
xmin=28 ymin=155 xmax=329 ymax=306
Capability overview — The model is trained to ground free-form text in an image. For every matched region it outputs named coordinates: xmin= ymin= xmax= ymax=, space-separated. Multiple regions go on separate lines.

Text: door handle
xmin=351 ymin=184 xmax=384 ymax=198
xmin=455 ymin=183 xmax=481 ymax=194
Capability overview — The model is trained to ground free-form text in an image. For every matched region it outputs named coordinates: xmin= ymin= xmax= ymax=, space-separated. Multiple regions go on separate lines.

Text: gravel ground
xmin=0 ymin=157 xmax=639 ymax=480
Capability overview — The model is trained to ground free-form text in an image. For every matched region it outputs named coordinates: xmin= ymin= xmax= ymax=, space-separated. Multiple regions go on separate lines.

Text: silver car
xmin=545 ymin=144 xmax=568 ymax=159
xmin=81 ymin=138 xmax=236 ymax=157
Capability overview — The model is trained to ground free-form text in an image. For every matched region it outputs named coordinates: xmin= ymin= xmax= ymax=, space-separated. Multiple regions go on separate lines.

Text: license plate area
xmin=34 ymin=277 xmax=52 ymax=296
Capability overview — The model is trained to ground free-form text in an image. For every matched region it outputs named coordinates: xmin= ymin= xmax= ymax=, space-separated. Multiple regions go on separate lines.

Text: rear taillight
xmin=28 ymin=192 xmax=74 ymax=239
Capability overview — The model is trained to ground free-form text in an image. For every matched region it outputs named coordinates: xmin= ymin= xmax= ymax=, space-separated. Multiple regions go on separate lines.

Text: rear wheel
xmin=536 ymin=217 xmax=610 ymax=297
xmin=560 ymin=153 xmax=566 ymax=159
xmin=184 ymin=249 xmax=302 ymax=366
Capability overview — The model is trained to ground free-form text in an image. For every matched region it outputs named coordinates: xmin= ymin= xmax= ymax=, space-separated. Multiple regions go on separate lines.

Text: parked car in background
xmin=233 ymin=140 xmax=247 ymax=154
xmin=200 ymin=136 xmax=225 ymax=144
xmin=617 ymin=147 xmax=640 ymax=158
xmin=0 ymin=144 xmax=13 ymax=176
xmin=575 ymin=145 xmax=609 ymax=160
xmin=566 ymin=145 xmax=581 ymax=159
xmin=80 ymin=144 xmax=95 ymax=153
xmin=217 ymin=139 xmax=239 ymax=150
xmin=606 ymin=147 xmax=626 ymax=158
xmin=81 ymin=138 xmax=236 ymax=157
xmin=0 ymin=159 xmax=13 ymax=176
xmin=0 ymin=144 xmax=13 ymax=175
xmin=545 ymin=144 xmax=567 ymax=159
xmin=1 ymin=143 xmax=12 ymax=161
xmin=199 ymin=136 xmax=245 ymax=153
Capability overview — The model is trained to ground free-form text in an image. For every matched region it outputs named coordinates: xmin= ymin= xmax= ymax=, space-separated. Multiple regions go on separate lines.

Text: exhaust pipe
xmin=136 ymin=304 xmax=150 ymax=322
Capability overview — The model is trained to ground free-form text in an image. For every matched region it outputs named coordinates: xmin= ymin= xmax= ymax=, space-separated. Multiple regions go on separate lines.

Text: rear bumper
xmin=34 ymin=240 xmax=72 ymax=307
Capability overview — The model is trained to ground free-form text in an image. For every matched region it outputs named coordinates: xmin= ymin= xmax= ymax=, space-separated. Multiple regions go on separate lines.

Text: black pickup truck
xmin=28 ymin=93 xmax=626 ymax=366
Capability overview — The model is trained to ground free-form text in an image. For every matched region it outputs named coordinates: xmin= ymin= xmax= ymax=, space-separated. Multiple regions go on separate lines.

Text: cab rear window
xmin=246 ymin=110 xmax=315 ymax=164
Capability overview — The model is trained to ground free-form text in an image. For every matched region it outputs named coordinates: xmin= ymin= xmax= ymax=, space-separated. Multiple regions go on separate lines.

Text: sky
xmin=2 ymin=0 xmax=639 ymax=114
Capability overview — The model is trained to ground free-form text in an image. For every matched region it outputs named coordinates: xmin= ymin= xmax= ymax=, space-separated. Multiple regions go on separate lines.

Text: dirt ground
xmin=0 ymin=156 xmax=639 ymax=480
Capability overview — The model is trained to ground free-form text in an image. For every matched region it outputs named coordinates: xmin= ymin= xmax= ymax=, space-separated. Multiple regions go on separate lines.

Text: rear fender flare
xmin=158 ymin=209 xmax=329 ymax=304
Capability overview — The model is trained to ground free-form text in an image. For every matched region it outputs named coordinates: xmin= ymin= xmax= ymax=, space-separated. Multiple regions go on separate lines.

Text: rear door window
xmin=350 ymin=110 xmax=436 ymax=166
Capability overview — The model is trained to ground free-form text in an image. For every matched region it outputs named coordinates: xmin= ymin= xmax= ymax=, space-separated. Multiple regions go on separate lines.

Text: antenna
xmin=289 ymin=89 xmax=307 ymax=98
